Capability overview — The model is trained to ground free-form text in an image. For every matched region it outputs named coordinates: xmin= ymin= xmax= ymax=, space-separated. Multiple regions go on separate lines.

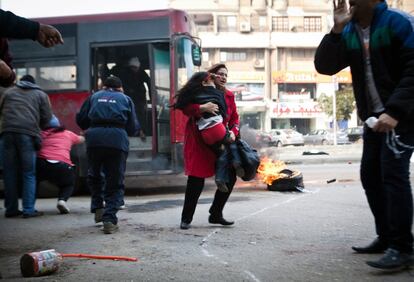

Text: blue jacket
xmin=314 ymin=2 xmax=414 ymax=132
xmin=76 ymin=88 xmax=140 ymax=152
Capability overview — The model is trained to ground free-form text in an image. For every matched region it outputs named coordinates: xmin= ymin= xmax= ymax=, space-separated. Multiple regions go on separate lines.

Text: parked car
xmin=304 ymin=129 xmax=350 ymax=145
xmin=239 ymin=127 xmax=271 ymax=149
xmin=268 ymin=129 xmax=305 ymax=147
xmin=347 ymin=126 xmax=364 ymax=143
xmin=255 ymin=131 xmax=272 ymax=146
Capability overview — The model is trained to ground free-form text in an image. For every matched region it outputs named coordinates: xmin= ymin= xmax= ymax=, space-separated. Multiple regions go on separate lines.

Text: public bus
xmin=9 ymin=9 xmax=202 ymax=188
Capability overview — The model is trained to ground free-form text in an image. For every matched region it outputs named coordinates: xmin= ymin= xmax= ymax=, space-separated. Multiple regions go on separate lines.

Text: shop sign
xmin=228 ymin=71 xmax=266 ymax=82
xmin=272 ymin=70 xmax=352 ymax=84
xmin=271 ymin=102 xmax=324 ymax=118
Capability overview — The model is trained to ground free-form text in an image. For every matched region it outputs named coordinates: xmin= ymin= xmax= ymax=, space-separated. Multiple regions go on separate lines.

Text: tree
xmin=318 ymin=85 xmax=356 ymax=121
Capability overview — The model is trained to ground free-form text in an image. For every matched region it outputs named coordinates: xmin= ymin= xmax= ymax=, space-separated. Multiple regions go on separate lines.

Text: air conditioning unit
xmin=239 ymin=22 xmax=251 ymax=33
xmin=253 ymin=59 xmax=265 ymax=68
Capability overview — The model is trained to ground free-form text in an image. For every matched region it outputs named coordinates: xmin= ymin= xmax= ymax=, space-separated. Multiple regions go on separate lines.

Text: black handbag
xmin=236 ymin=139 xmax=260 ymax=181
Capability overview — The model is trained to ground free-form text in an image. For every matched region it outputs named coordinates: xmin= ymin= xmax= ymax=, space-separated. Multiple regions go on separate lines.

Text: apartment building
xmin=169 ymin=0 xmax=409 ymax=134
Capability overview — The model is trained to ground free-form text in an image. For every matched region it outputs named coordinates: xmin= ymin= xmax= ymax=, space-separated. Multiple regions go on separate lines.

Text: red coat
xmin=183 ymin=89 xmax=240 ymax=178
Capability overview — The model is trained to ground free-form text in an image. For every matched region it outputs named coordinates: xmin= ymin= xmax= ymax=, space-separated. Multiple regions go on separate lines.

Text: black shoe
xmin=352 ymin=238 xmax=388 ymax=254
xmin=22 ymin=211 xmax=44 ymax=218
xmin=5 ymin=210 xmax=23 ymax=218
xmin=366 ymin=248 xmax=414 ymax=270
xmin=180 ymin=222 xmax=191 ymax=230
xmin=208 ymin=215 xmax=234 ymax=226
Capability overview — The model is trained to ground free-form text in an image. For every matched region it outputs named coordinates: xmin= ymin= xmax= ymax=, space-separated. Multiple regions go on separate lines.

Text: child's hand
xmin=200 ymin=102 xmax=218 ymax=115
xmin=229 ymin=131 xmax=236 ymax=142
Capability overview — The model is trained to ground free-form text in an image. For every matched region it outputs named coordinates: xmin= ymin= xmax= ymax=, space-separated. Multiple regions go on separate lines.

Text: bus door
xmin=91 ymin=41 xmax=173 ymax=176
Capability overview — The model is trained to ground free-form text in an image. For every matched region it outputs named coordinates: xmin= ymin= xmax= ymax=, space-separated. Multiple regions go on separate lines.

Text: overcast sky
xmin=1 ymin=0 xmax=169 ymax=18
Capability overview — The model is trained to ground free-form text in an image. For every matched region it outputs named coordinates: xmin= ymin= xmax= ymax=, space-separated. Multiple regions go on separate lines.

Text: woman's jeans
xmin=360 ymin=128 xmax=414 ymax=253
xmin=3 ymin=132 xmax=37 ymax=215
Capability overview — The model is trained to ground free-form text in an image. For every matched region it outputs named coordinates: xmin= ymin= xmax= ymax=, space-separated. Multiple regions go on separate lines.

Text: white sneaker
xmin=57 ymin=200 xmax=70 ymax=214
xmin=119 ymin=205 xmax=126 ymax=210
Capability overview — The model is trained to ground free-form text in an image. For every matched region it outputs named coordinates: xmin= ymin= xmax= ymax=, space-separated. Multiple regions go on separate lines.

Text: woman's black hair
xmin=173 ymin=71 xmax=210 ymax=109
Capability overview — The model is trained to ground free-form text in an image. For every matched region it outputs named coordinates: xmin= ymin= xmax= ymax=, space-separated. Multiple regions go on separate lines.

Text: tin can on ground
xmin=20 ymin=249 xmax=63 ymax=277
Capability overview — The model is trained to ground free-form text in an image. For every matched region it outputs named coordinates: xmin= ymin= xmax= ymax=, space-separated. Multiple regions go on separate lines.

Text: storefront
xmin=271 ymin=70 xmax=352 ymax=133
xmin=228 ymin=71 xmax=267 ymax=129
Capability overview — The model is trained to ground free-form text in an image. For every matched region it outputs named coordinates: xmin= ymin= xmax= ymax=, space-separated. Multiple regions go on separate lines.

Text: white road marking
xmin=200 ymin=189 xmax=320 ymax=282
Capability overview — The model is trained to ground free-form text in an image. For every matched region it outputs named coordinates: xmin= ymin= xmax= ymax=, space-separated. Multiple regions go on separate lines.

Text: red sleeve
xmin=67 ymin=130 xmax=82 ymax=145
xmin=225 ymin=90 xmax=240 ymax=136
xmin=182 ymin=104 xmax=202 ymax=119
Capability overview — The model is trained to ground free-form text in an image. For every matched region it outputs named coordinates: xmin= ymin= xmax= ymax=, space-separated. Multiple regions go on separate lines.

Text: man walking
xmin=0 ymin=75 xmax=52 ymax=218
xmin=76 ymin=76 xmax=140 ymax=234
xmin=315 ymin=0 xmax=414 ymax=270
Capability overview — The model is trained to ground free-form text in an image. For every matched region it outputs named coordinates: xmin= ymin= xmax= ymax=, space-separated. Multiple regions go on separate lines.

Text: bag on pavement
xmin=236 ymin=138 xmax=260 ymax=181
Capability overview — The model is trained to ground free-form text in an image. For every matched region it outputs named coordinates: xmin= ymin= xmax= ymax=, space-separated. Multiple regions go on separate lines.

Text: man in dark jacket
xmin=110 ymin=57 xmax=151 ymax=135
xmin=0 ymin=75 xmax=52 ymax=218
xmin=0 ymin=9 xmax=63 ymax=88
xmin=314 ymin=0 xmax=414 ymax=270
xmin=76 ymin=76 xmax=140 ymax=234
xmin=0 ymin=9 xmax=63 ymax=48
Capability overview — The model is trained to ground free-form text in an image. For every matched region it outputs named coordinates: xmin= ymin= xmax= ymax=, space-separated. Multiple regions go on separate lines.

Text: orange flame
xmin=257 ymin=157 xmax=288 ymax=185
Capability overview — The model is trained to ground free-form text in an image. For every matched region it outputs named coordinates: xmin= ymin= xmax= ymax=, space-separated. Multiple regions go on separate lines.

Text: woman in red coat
xmin=179 ymin=63 xmax=240 ymax=230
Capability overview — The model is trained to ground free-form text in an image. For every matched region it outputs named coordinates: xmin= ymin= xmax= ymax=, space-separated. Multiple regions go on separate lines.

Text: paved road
xmin=1 ymin=163 xmax=413 ymax=281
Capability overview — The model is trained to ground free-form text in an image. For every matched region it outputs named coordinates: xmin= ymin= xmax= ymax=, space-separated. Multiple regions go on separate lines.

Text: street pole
xmin=333 ymin=76 xmax=338 ymax=146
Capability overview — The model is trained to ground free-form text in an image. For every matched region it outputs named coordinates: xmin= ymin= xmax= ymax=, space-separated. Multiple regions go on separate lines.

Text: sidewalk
xmin=259 ymin=143 xmax=363 ymax=165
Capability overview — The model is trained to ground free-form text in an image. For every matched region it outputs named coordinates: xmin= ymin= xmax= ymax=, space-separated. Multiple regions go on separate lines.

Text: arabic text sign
xmin=270 ymin=102 xmax=324 ymax=118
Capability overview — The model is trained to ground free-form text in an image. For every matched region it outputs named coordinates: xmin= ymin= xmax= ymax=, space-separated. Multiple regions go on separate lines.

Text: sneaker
xmin=366 ymin=248 xmax=414 ymax=270
xmin=119 ymin=205 xmax=126 ymax=210
xmin=103 ymin=222 xmax=119 ymax=234
xmin=22 ymin=211 xmax=44 ymax=218
xmin=216 ymin=180 xmax=229 ymax=193
xmin=57 ymin=200 xmax=70 ymax=214
xmin=94 ymin=208 xmax=104 ymax=223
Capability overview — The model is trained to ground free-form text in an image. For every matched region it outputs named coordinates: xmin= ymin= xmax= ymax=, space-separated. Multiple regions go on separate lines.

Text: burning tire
xmin=267 ymin=169 xmax=304 ymax=192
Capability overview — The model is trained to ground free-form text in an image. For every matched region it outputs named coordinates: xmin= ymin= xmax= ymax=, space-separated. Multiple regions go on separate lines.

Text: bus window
xmin=15 ymin=60 xmax=77 ymax=91
xmin=175 ymin=37 xmax=199 ymax=91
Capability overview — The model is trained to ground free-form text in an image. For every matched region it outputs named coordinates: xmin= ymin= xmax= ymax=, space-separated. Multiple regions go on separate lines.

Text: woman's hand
xmin=200 ymin=102 xmax=218 ymax=115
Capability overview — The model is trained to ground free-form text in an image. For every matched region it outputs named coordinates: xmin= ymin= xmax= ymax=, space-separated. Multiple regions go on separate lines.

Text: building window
xmin=218 ymin=15 xmax=238 ymax=32
xmin=220 ymin=51 xmax=247 ymax=61
xmin=251 ymin=15 xmax=267 ymax=32
xmin=193 ymin=14 xmax=214 ymax=32
xmin=290 ymin=48 xmax=315 ymax=60
xmin=202 ymin=51 xmax=209 ymax=62
xmin=304 ymin=16 xmax=322 ymax=32
xmin=272 ymin=16 xmax=289 ymax=32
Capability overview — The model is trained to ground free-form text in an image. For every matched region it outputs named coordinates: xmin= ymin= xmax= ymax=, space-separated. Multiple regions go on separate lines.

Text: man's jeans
xmin=361 ymin=128 xmax=414 ymax=253
xmin=87 ymin=147 xmax=127 ymax=225
xmin=3 ymin=132 xmax=37 ymax=215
